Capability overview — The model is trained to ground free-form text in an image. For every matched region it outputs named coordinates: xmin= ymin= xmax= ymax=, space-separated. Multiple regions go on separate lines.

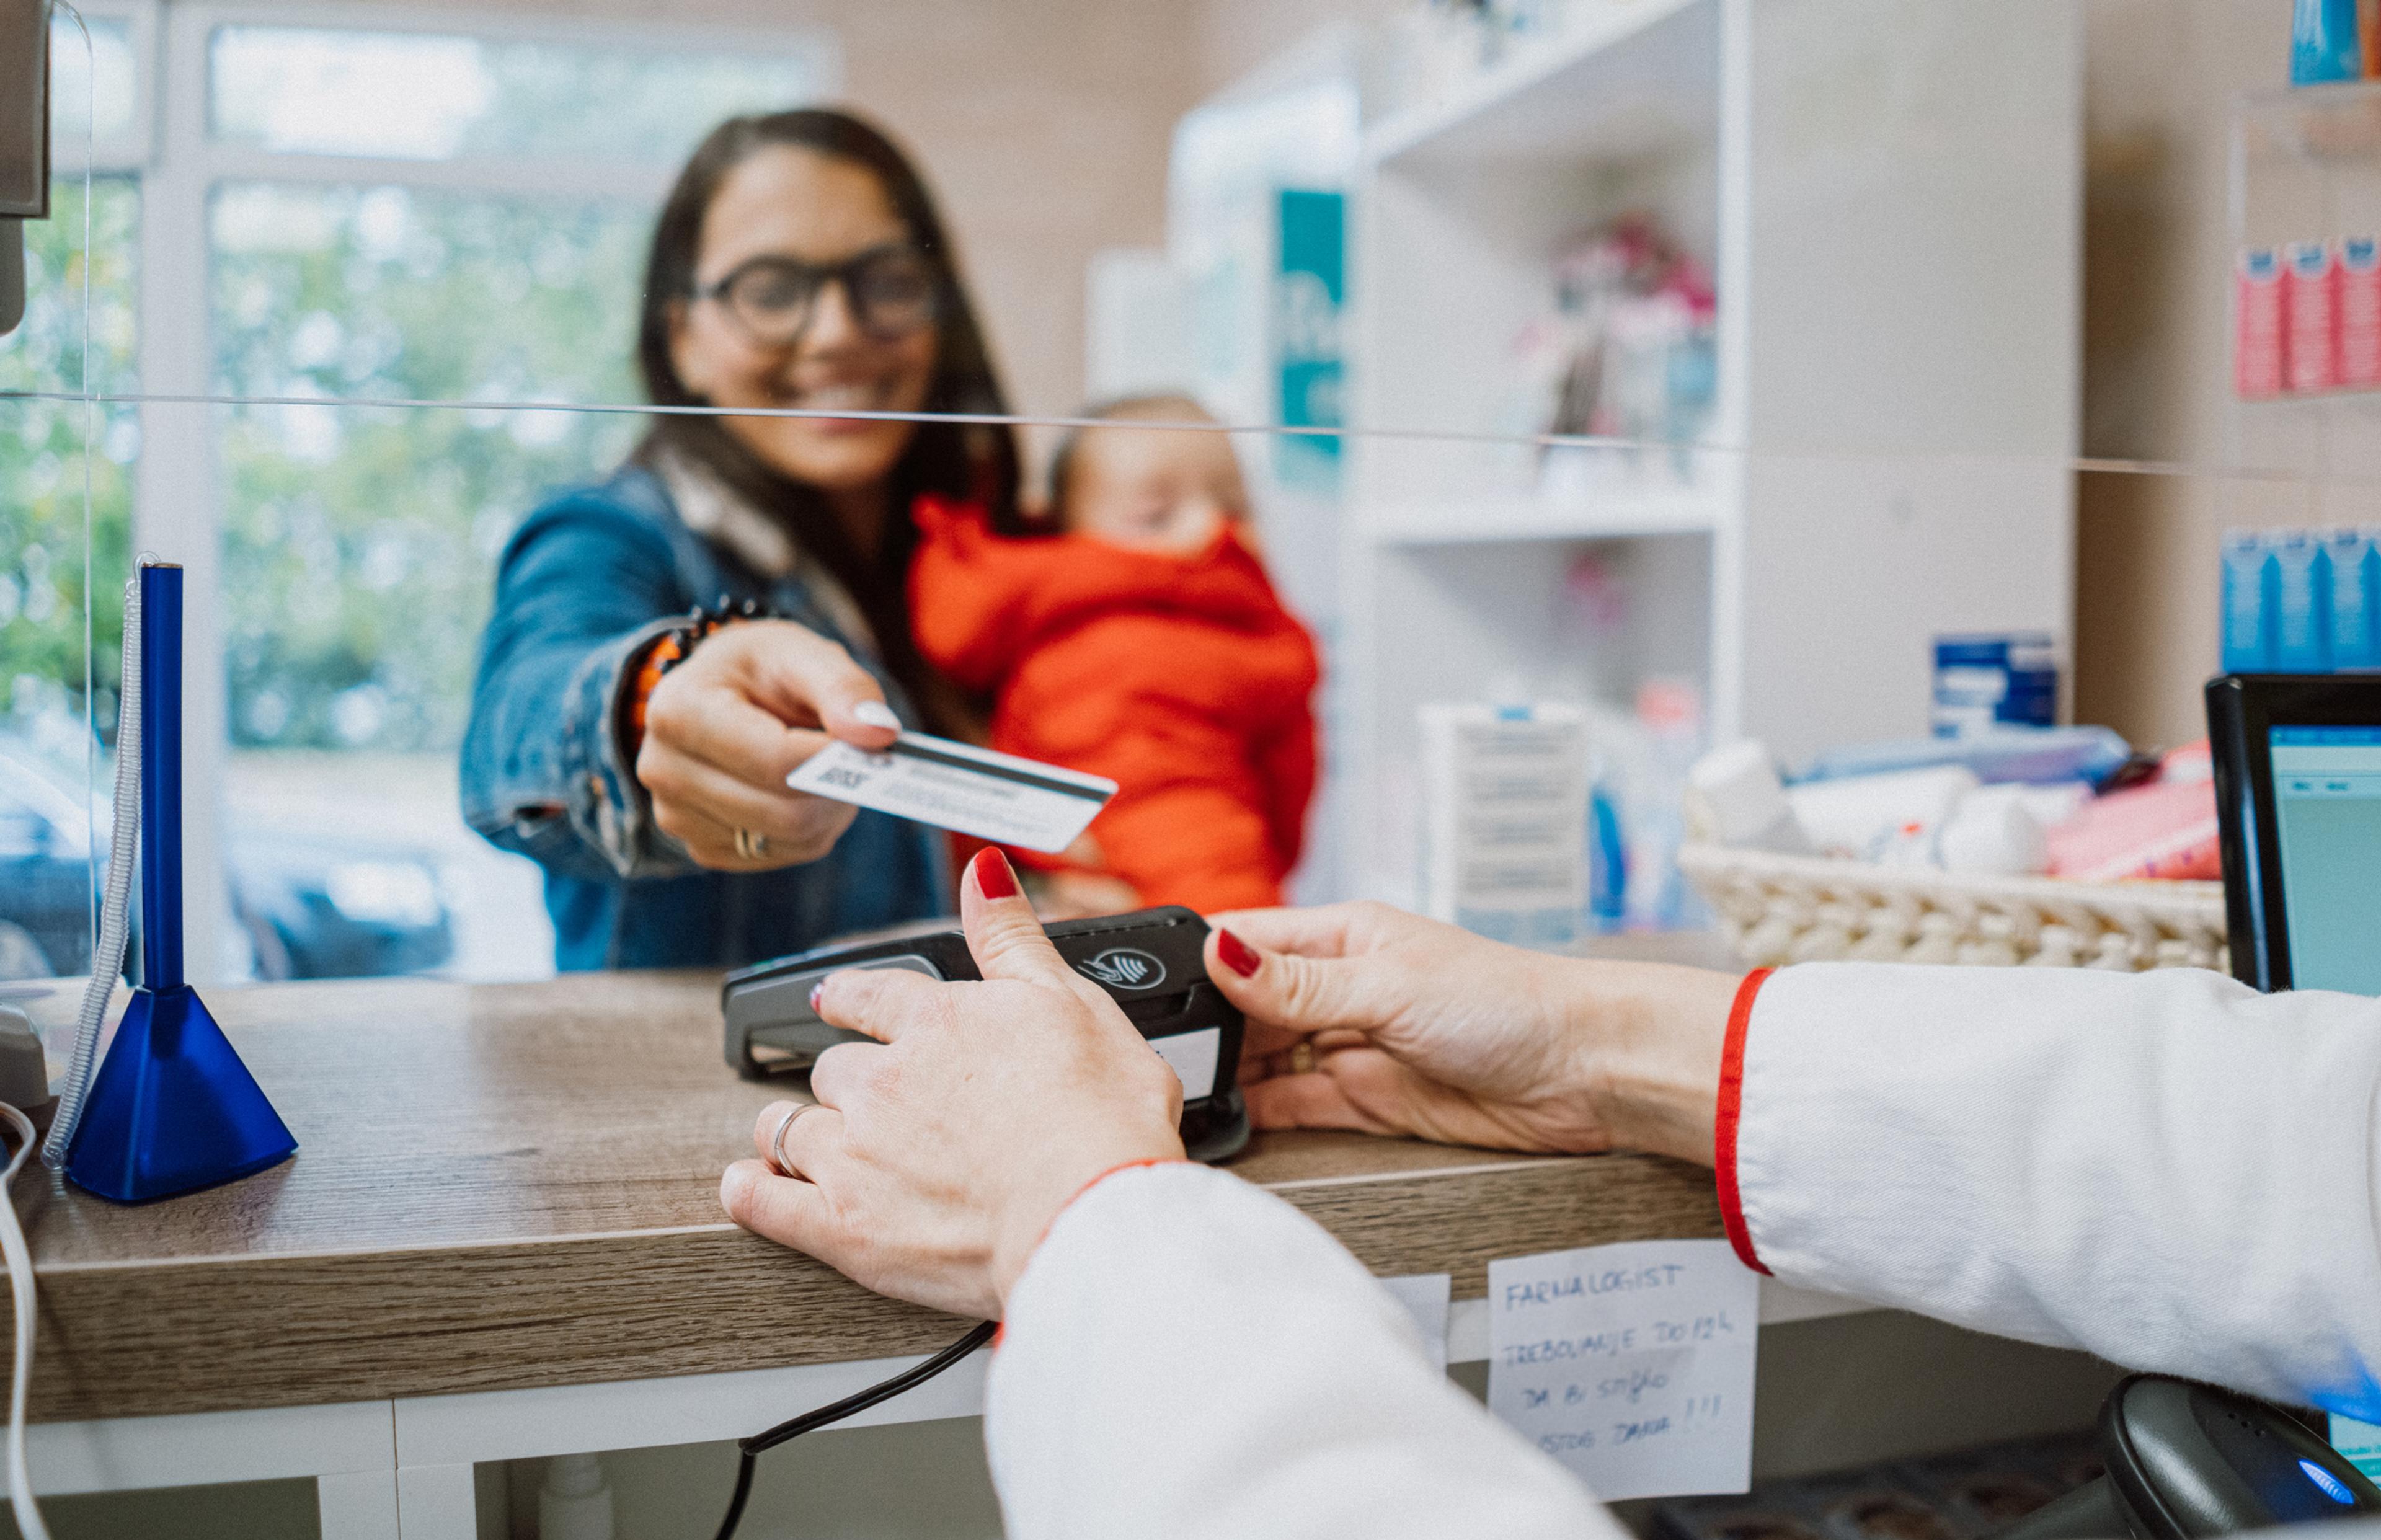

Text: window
xmin=0 ymin=10 xmax=143 ymax=980
xmin=4 ymin=4 xmax=833 ymax=984
xmin=212 ymin=183 xmax=646 ymax=754
xmin=208 ymin=24 xmax=825 ymax=165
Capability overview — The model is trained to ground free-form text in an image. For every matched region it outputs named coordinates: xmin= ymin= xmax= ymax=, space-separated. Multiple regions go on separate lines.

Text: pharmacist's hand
xmin=1205 ymin=903 xmax=1736 ymax=1164
xmin=718 ymin=849 xmax=1186 ymax=1319
xmin=636 ymin=620 xmax=898 ymax=871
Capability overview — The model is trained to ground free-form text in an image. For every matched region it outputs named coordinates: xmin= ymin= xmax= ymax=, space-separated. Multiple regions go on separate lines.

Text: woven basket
xmin=1675 ymin=842 xmax=2228 ymax=972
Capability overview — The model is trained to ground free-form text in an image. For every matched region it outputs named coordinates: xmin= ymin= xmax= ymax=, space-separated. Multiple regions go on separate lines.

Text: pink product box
xmin=2286 ymin=240 xmax=2340 ymax=394
xmin=2237 ymin=248 xmax=2286 ymax=400
xmin=2341 ymin=236 xmax=2381 ymax=389
xmin=2043 ymin=743 xmax=2220 ymax=883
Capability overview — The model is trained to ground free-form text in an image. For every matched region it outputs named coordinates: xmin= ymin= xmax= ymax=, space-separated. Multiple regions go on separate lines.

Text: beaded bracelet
xmin=623 ymin=596 xmax=775 ymax=759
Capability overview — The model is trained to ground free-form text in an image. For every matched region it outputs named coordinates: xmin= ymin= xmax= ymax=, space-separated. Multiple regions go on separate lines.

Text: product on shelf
xmin=2220 ymin=525 xmax=2381 ymax=673
xmin=2343 ymin=236 xmax=2381 ymax=386
xmin=1624 ymin=678 xmax=1704 ymax=929
xmin=2294 ymin=0 xmax=2365 ymax=84
xmin=2044 ymin=743 xmax=2222 ymax=883
xmin=2236 ymin=236 xmax=2381 ymax=400
xmin=2237 ymin=248 xmax=2287 ymax=399
xmin=1683 ymin=739 xmax=1809 ymax=855
xmin=1797 ymin=726 xmax=2133 ymax=791
xmin=2288 ymin=240 xmax=2343 ymax=392
xmin=1418 ymin=701 xmax=1594 ymax=947
xmin=1675 ymin=729 xmax=2233 ymax=971
xmin=1682 ymin=724 xmax=2222 ymax=886
xmin=1507 ymin=215 xmax=1717 ymax=491
xmin=1931 ymin=633 xmax=2058 ymax=738
xmin=2276 ymin=529 xmax=2332 ymax=670
xmin=1419 ymin=683 xmax=1708 ymax=947
xmin=1785 ymin=764 xmax=1982 ymax=865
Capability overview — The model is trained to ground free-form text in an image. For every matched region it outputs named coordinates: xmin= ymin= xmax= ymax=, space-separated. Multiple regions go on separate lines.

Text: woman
xmin=459 ymin=108 xmax=1021 ymax=969
xmin=722 ymin=849 xmax=2381 ymax=1538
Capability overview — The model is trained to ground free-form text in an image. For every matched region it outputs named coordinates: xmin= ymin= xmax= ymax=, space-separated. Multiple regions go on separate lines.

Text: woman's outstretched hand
xmin=637 ymin=619 xmax=902 ymax=871
xmin=1204 ymin=902 xmax=1737 ymax=1166
xmin=718 ymin=848 xmax=1186 ymax=1319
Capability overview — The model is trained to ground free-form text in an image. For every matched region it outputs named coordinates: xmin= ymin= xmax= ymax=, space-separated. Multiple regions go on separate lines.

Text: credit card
xmin=786 ymin=731 xmax=1116 ymax=854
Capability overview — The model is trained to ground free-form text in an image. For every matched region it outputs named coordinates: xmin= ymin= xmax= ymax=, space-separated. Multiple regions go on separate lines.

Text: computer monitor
xmin=2209 ymin=675 xmax=2381 ymax=1476
xmin=2207 ymin=674 xmax=2381 ymax=994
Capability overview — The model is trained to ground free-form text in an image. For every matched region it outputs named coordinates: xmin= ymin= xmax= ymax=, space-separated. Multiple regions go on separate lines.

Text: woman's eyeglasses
xmin=694 ymin=244 xmax=941 ymax=348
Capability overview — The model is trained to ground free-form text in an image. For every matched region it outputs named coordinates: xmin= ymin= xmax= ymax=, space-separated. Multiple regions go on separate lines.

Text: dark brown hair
xmin=631 ymin=108 xmax=1020 ymax=728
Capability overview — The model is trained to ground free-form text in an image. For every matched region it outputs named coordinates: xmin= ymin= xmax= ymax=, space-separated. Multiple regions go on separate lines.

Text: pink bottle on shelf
xmin=2339 ymin=236 xmax=2381 ymax=389
xmin=2287 ymin=239 xmax=2340 ymax=394
xmin=2237 ymin=247 xmax=2287 ymax=399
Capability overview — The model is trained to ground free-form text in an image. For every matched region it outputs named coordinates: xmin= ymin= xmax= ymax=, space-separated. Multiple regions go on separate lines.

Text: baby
xmin=909 ymin=395 xmax=1319 ymax=913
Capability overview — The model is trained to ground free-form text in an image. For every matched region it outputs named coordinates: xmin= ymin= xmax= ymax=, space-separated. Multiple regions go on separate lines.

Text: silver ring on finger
xmin=769 ymin=1102 xmax=817 ymax=1177
xmin=735 ymin=826 xmax=769 ymax=861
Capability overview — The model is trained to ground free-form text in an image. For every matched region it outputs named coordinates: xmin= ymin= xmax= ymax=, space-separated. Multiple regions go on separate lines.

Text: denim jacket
xmin=459 ymin=458 xmax=949 ymax=971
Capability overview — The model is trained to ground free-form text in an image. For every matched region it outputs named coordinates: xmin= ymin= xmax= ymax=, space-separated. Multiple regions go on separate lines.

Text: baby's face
xmin=1063 ymin=426 xmax=1250 ymax=555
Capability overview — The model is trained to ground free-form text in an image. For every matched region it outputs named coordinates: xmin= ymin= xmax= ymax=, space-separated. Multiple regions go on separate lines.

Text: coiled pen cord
xmin=712 ymin=1319 xmax=996 ymax=1540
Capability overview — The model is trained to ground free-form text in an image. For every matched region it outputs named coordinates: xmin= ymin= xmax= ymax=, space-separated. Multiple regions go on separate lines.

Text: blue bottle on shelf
xmin=2294 ymin=0 xmax=2364 ymax=83
xmin=2330 ymin=529 xmax=2381 ymax=670
xmin=2221 ymin=531 xmax=2279 ymax=673
xmin=2272 ymin=531 xmax=2333 ymax=672
xmin=66 ymin=562 xmax=298 ymax=1203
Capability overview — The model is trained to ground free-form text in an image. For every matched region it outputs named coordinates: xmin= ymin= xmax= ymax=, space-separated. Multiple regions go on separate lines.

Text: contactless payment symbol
xmin=1078 ymin=948 xmax=1166 ymax=989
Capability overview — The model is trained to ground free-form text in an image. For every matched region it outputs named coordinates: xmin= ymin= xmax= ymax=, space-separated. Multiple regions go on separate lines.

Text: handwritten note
xmin=1488 ymin=1238 xmax=1758 ymax=1500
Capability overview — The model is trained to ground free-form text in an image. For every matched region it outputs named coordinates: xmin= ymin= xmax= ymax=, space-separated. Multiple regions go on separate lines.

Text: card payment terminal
xmin=722 ymin=905 xmax=1250 ymax=1162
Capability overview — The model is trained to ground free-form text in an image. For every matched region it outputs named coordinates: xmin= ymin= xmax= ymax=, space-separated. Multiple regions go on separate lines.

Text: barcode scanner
xmin=1992 ymin=1376 xmax=2380 ymax=1540
xmin=722 ymin=905 xmax=1250 ymax=1162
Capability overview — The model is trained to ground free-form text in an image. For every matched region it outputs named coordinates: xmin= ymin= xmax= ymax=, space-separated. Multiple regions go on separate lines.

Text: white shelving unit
xmin=1337 ymin=0 xmax=2083 ymax=905
xmin=2226 ymin=77 xmax=2381 ymax=482
xmin=1365 ymin=485 xmax=1720 ymax=546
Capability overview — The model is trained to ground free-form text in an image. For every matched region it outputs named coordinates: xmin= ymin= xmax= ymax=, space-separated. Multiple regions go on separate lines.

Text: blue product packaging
xmin=2272 ymin=529 xmax=2332 ymax=671
xmin=1587 ymin=784 xmax=1627 ymax=934
xmin=2330 ymin=528 xmax=2381 ymax=670
xmin=1797 ymin=725 xmax=2133 ymax=789
xmin=2221 ymin=531 xmax=2279 ymax=673
xmin=1932 ymin=633 xmax=2057 ymax=738
xmin=2294 ymin=0 xmax=2364 ymax=83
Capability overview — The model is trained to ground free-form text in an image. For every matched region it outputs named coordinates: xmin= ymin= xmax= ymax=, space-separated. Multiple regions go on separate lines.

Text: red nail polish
xmin=970 ymin=846 xmax=1019 ymax=900
xmin=1216 ymin=928 xmax=1261 ymax=978
xmin=808 ymin=981 xmax=825 ymax=1016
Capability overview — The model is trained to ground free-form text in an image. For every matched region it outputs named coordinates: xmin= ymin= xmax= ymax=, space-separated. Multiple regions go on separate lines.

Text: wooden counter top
xmin=4 ymin=973 xmax=1720 ymax=1423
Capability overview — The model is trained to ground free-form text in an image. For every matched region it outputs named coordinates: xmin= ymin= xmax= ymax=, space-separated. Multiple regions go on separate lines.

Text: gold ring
xmin=735 ymin=827 xmax=768 ymax=861
xmin=769 ymin=1102 xmax=815 ymax=1177
xmin=1288 ymin=1042 xmax=1318 ymax=1076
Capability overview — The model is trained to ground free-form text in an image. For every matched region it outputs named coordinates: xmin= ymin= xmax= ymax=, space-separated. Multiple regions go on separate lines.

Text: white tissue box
xmin=1418 ymin=704 xmax=1590 ymax=948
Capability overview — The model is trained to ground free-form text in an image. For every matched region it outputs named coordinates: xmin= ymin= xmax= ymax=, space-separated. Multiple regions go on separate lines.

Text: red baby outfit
xmin=908 ymin=497 xmax=1319 ymax=913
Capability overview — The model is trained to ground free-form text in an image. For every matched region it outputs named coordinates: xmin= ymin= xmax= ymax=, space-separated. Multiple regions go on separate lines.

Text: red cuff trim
xmin=996 ymin=1157 xmax=1190 ymax=1351
xmin=1714 ymin=968 xmax=1774 ymax=1275
xmin=1046 ymin=1157 xmax=1186 ymax=1244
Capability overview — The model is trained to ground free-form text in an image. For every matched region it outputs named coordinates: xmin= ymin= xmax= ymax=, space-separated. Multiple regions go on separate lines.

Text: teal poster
xmin=1275 ymin=188 xmax=1343 ymax=490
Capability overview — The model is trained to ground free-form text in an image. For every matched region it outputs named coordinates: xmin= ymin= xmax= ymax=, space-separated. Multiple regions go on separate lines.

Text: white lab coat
xmin=984 ymin=963 xmax=2381 ymax=1539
